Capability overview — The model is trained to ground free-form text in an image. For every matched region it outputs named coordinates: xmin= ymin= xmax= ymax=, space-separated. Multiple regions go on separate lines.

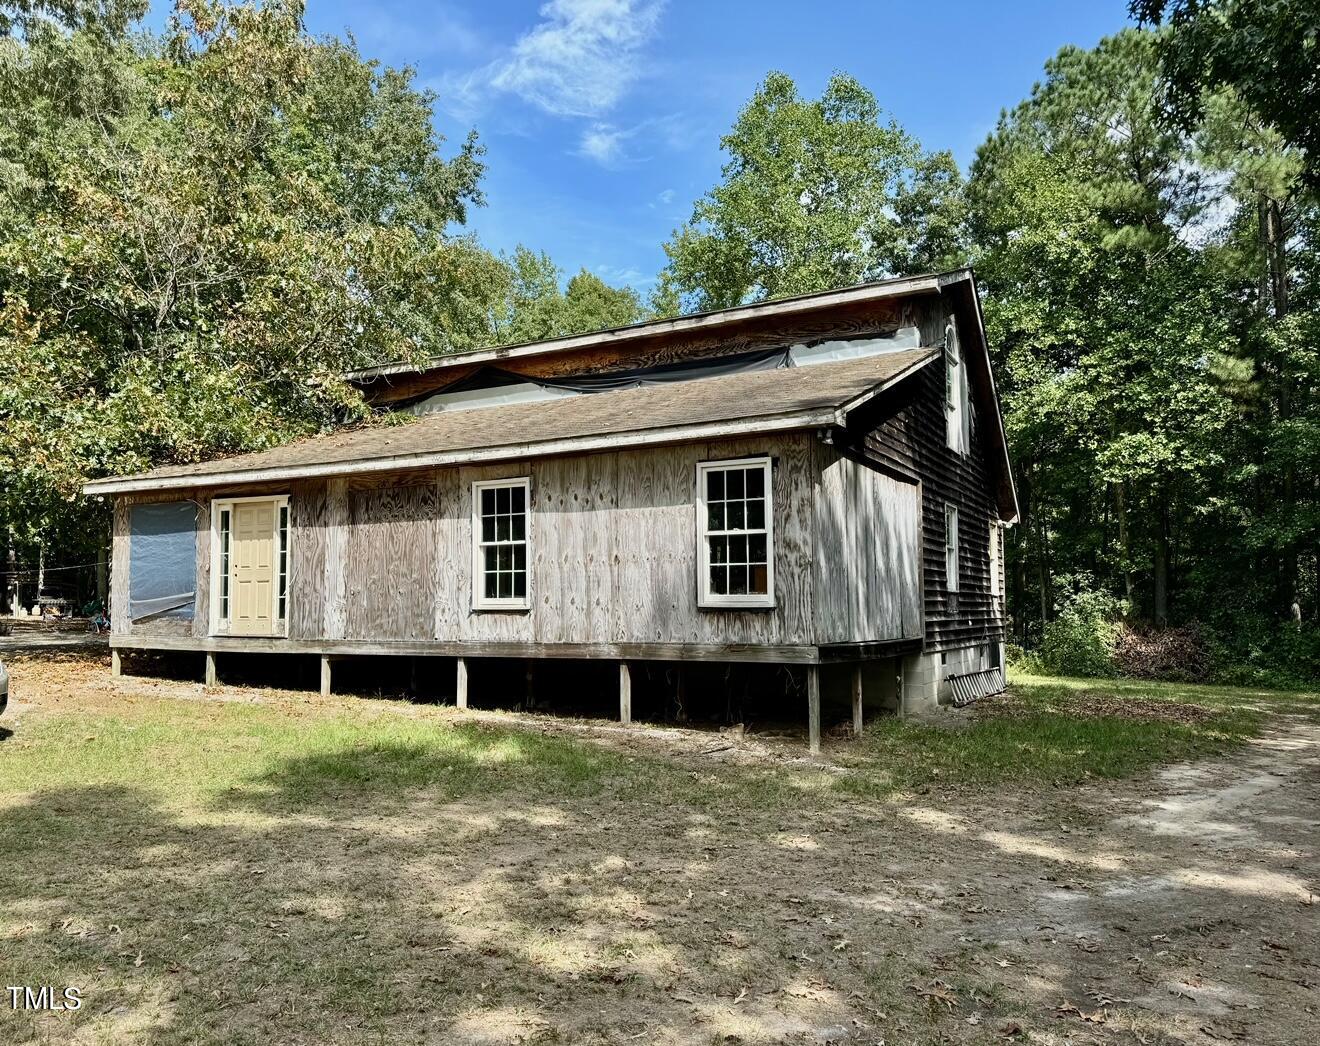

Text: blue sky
xmin=167 ymin=1 xmax=1134 ymax=293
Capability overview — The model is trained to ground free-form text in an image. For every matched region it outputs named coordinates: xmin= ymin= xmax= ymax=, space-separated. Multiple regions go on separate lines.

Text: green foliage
xmin=489 ymin=246 xmax=648 ymax=344
xmin=0 ymin=0 xmax=497 ymax=563
xmin=1038 ymin=581 xmax=1123 ymax=678
xmin=0 ymin=0 xmax=645 ymax=578
xmin=970 ymin=27 xmax=1320 ymax=669
xmin=658 ymin=71 xmax=966 ymax=311
xmin=1132 ymin=0 xmax=1320 ymax=186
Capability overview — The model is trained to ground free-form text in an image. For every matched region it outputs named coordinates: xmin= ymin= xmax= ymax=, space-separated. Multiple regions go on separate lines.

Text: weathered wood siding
xmin=344 ymin=478 xmax=437 ymax=641
xmin=812 ymin=447 xmax=922 ymax=644
xmin=287 ymin=479 xmax=327 ymax=640
xmin=856 ymin=295 xmax=1007 ymax=653
xmin=134 ymin=434 xmax=822 ymax=649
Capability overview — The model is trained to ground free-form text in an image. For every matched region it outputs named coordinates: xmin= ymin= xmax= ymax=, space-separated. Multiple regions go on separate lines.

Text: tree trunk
xmin=97 ymin=536 xmax=108 ymax=609
xmin=1037 ymin=510 xmax=1051 ymax=639
xmin=1263 ymin=193 xmax=1299 ymax=623
xmin=1115 ymin=481 xmax=1136 ymax=610
xmin=4 ymin=537 xmax=15 ymax=616
xmin=1153 ymin=490 xmax=1170 ymax=628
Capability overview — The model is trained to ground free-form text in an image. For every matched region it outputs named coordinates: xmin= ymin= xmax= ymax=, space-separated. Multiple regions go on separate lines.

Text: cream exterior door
xmin=229 ymin=500 xmax=277 ymax=636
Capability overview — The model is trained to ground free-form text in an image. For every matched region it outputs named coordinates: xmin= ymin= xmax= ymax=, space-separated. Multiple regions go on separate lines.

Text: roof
xmin=347 ymin=270 xmax=964 ymax=384
xmin=85 ymin=348 xmax=940 ymax=495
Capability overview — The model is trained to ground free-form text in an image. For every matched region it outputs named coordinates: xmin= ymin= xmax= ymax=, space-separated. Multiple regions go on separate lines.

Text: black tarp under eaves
xmin=128 ymin=501 xmax=198 ymax=622
xmin=535 ymin=346 xmax=792 ymax=392
xmin=394 ymin=347 xmax=793 ymax=412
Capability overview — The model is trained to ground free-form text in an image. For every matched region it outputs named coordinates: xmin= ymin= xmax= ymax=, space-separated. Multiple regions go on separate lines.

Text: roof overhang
xmin=82 ymin=410 xmax=835 ymax=496
xmin=347 ymin=271 xmax=951 ymax=384
xmin=83 ymin=351 xmax=939 ymax=496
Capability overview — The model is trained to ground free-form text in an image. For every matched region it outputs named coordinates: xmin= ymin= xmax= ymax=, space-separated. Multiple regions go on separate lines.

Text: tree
xmin=659 ymin=71 xmax=966 ymax=311
xmin=0 ymin=0 xmax=491 ymax=587
xmin=969 ymin=30 xmax=1236 ymax=634
xmin=1131 ymin=0 xmax=1320 ymax=186
xmin=489 ymin=246 xmax=647 ymax=343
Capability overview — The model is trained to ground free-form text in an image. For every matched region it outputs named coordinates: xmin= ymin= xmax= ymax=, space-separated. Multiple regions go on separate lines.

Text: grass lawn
xmin=0 ymin=651 xmax=1315 ymax=1045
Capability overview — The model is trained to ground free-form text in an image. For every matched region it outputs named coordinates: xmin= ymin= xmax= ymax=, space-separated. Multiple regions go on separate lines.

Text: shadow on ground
xmin=0 ymin=653 xmax=1318 ymax=1045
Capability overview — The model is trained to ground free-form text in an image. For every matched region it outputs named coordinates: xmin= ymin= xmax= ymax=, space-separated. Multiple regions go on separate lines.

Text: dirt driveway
xmin=0 ymin=654 xmax=1317 ymax=1045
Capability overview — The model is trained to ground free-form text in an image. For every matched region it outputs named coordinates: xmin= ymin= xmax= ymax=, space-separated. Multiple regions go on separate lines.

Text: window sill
xmin=471 ymin=604 xmax=532 ymax=614
xmin=698 ymin=600 xmax=777 ymax=612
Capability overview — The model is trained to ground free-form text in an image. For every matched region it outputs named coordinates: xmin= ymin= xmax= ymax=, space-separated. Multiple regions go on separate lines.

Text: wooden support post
xmin=204 ymin=653 xmax=217 ymax=687
xmin=110 ymin=649 xmax=122 ymax=678
xmin=619 ymin=661 xmax=632 ymax=725
xmin=320 ymin=656 xmax=332 ymax=698
xmin=456 ymin=657 xmax=468 ymax=709
xmin=852 ymin=663 xmax=864 ymax=737
xmin=807 ymin=664 xmax=821 ymax=755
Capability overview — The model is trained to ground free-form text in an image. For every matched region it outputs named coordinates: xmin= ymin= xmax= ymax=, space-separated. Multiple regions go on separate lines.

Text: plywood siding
xmin=298 ymin=434 xmax=819 ymax=647
xmin=110 ymin=497 xmax=130 ymax=635
xmin=858 ymin=297 xmax=1007 ymax=652
xmin=812 ymin=448 xmax=922 ymax=644
xmin=287 ymin=480 xmax=327 ymax=640
xmin=343 ymin=478 xmax=438 ymax=641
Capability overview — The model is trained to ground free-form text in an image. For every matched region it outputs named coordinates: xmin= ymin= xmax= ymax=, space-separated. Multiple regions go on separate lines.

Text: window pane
xmin=498 ymin=572 xmax=512 ymax=598
xmin=727 ymin=500 xmax=745 ymax=530
xmin=709 ymin=564 xmax=728 ymax=595
xmin=747 ymin=499 xmax=765 ymax=530
xmin=511 ymin=512 xmax=525 ymax=541
xmin=730 ymin=565 xmax=748 ymax=595
xmin=708 ymin=501 xmax=725 ymax=531
xmin=496 ymin=515 xmax=510 ymax=541
xmin=710 ymin=535 xmax=728 ymax=565
xmin=746 ymin=467 xmax=764 ymax=497
xmin=512 ymin=572 xmax=526 ymax=598
xmin=495 ymin=546 xmax=510 ymax=571
xmin=727 ymin=469 xmax=744 ymax=499
xmin=513 ymin=545 xmax=526 ymax=571
xmin=482 ymin=488 xmax=495 ymax=516
xmin=496 ymin=486 xmax=510 ymax=514
xmin=484 ymin=569 xmax=499 ymax=599
xmin=729 ymin=534 xmax=747 ymax=564
xmin=511 ymin=485 xmax=525 ymax=513
xmin=707 ymin=471 xmax=724 ymax=501
xmin=482 ymin=515 xmax=496 ymax=542
xmin=749 ymin=534 xmax=766 ymax=564
xmin=750 ymin=563 xmax=768 ymax=594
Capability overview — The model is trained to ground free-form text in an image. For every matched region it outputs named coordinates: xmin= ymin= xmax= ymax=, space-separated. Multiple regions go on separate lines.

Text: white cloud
xmin=489 ymin=0 xmax=665 ymax=118
xmin=657 ymin=188 xmax=675 ymax=205
xmin=579 ymin=123 xmax=629 ymax=164
xmin=574 ymin=115 xmax=690 ymax=168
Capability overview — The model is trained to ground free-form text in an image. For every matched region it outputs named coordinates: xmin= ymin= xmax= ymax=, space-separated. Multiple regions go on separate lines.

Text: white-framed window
xmin=945 ymin=318 xmax=969 ymax=454
xmin=472 ymin=478 xmax=531 ymax=610
xmin=697 ymin=456 xmax=774 ymax=608
xmin=945 ymin=504 xmax=960 ymax=592
xmin=989 ymin=521 xmax=1002 ymax=598
xmin=209 ymin=494 xmax=290 ymax=636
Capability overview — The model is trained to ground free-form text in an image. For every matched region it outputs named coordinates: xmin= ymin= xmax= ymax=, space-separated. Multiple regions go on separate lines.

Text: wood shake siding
xmin=857 ymin=344 xmax=1005 ymax=653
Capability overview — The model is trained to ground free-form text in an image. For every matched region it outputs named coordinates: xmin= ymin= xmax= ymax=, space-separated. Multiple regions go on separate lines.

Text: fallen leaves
xmin=1055 ymin=1001 xmax=1107 ymax=1024
xmin=909 ymin=979 xmax=959 ymax=1013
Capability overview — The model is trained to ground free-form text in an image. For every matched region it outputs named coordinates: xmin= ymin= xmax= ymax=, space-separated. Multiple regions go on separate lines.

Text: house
xmin=83 ymin=269 xmax=1017 ymax=750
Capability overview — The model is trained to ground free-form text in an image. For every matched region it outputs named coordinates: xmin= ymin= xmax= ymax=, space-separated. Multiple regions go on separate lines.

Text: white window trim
xmin=989 ymin=521 xmax=1002 ymax=598
xmin=208 ymin=493 xmax=290 ymax=637
xmin=945 ymin=504 xmax=960 ymax=593
xmin=471 ymin=477 xmax=532 ymax=611
xmin=945 ymin=319 xmax=970 ymax=455
xmin=696 ymin=456 xmax=776 ymax=610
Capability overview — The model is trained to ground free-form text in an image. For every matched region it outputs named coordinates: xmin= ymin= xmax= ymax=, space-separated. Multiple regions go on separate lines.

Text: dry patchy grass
xmin=0 ymin=651 xmax=1316 ymax=1046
